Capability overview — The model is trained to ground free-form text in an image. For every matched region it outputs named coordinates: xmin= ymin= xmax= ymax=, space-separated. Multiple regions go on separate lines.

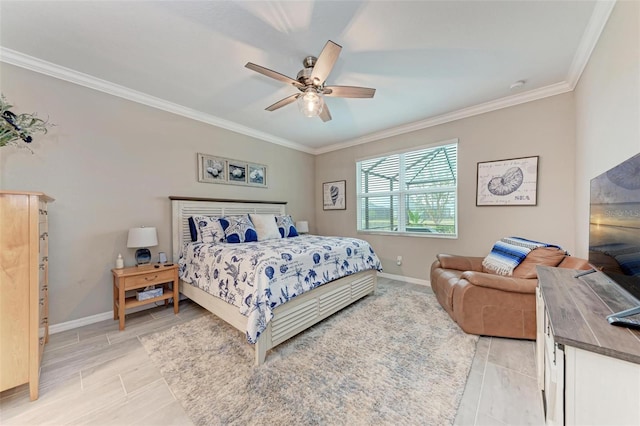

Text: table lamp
xmin=127 ymin=226 xmax=158 ymax=265
xmin=296 ymin=221 xmax=309 ymax=234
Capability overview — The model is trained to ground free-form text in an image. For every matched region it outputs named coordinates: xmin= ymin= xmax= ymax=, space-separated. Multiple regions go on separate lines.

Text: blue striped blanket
xmin=482 ymin=237 xmax=561 ymax=276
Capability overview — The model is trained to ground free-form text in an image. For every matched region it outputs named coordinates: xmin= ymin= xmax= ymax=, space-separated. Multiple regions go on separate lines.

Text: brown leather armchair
xmin=430 ymin=248 xmax=590 ymax=339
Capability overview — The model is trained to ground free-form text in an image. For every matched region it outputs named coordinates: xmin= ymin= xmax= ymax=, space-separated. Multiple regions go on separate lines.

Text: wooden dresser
xmin=536 ymin=266 xmax=640 ymax=425
xmin=0 ymin=191 xmax=53 ymax=400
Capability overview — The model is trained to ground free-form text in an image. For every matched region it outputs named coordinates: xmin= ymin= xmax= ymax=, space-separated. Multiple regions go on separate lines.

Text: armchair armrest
xmin=436 ymin=254 xmax=484 ymax=272
xmin=461 ymin=271 xmax=537 ymax=294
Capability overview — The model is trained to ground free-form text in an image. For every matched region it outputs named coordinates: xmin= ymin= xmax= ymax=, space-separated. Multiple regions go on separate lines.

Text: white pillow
xmin=249 ymin=214 xmax=282 ymax=241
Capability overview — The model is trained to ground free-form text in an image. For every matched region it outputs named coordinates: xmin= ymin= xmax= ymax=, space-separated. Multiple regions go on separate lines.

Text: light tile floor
xmin=0 ymin=280 xmax=544 ymax=425
xmin=455 ymin=337 xmax=545 ymax=425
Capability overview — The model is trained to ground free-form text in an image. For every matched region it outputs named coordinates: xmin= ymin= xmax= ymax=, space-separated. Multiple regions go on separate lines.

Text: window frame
xmin=355 ymin=139 xmax=458 ymax=239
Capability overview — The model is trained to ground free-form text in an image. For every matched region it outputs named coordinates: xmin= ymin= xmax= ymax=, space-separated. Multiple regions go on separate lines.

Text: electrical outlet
xmin=396 ymin=255 xmax=403 ymax=266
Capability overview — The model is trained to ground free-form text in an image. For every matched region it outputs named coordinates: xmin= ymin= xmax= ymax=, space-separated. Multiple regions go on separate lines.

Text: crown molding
xmin=566 ymin=0 xmax=616 ymax=89
xmin=0 ymin=48 xmax=315 ymax=155
xmin=314 ymin=81 xmax=572 ymax=155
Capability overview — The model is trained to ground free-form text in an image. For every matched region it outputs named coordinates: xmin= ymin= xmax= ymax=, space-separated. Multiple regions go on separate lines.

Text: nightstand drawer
xmin=123 ymin=269 xmax=175 ymax=289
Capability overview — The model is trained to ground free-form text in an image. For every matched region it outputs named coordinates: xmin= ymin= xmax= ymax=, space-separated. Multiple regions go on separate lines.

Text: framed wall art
xmin=198 ymin=153 xmax=227 ymax=183
xmin=323 ymin=180 xmax=346 ymax=210
xmin=228 ymin=161 xmax=247 ymax=184
xmin=248 ymin=164 xmax=267 ymax=187
xmin=476 ymin=156 xmax=539 ymax=206
xmin=197 ymin=153 xmax=267 ymax=188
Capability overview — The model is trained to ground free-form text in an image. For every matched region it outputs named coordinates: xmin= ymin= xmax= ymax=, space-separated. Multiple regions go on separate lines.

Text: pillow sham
xmin=276 ymin=214 xmax=299 ymax=238
xmin=219 ymin=215 xmax=258 ymax=243
xmin=193 ymin=215 xmax=225 ymax=244
xmin=249 ymin=213 xmax=282 ymax=241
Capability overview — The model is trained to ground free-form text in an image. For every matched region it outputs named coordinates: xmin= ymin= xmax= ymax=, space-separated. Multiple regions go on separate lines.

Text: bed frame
xmin=170 ymin=196 xmax=377 ymax=365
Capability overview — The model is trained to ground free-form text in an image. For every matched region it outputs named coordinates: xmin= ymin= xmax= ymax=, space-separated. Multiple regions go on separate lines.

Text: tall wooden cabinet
xmin=0 ymin=191 xmax=53 ymax=400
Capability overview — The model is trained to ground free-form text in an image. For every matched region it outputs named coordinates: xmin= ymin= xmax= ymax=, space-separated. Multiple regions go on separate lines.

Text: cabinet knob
xmin=42 ymin=256 xmax=48 ymax=262
xmin=145 ymin=275 xmax=158 ymax=281
xmin=40 ymin=298 xmax=45 ymax=306
xmin=39 ymin=263 xmax=46 ymax=271
xmin=40 ymin=232 xmax=48 ymax=240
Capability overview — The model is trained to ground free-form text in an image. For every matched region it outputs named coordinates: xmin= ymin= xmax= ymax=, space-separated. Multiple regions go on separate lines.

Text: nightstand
xmin=111 ymin=263 xmax=179 ymax=330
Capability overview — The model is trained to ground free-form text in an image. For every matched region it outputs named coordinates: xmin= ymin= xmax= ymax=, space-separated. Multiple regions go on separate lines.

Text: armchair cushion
xmin=461 ymin=271 xmax=538 ymax=294
xmin=436 ymin=254 xmax=484 ymax=272
xmin=510 ymin=247 xmax=566 ymax=279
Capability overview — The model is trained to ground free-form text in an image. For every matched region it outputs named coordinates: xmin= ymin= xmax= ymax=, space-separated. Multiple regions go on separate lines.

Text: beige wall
xmin=0 ymin=64 xmax=315 ymax=325
xmin=574 ymin=0 xmax=640 ymax=258
xmin=315 ymin=93 xmax=577 ymax=280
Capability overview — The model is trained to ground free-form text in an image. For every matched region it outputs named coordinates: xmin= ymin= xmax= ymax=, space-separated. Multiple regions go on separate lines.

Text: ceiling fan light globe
xmin=297 ymin=89 xmax=324 ymax=118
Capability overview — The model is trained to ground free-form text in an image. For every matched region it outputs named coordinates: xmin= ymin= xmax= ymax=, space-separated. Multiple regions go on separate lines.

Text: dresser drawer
xmin=39 ymin=259 xmax=48 ymax=286
xmin=39 ymin=234 xmax=48 ymax=256
xmin=39 ymin=285 xmax=48 ymax=317
xmin=38 ymin=202 xmax=48 ymax=223
xmin=123 ymin=269 xmax=175 ymax=289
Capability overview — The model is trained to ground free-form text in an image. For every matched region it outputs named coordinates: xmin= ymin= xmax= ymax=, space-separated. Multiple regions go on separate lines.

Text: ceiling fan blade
xmin=245 ymin=62 xmax=302 ymax=88
xmin=265 ymin=94 xmax=299 ymax=111
xmin=319 ymin=104 xmax=332 ymax=122
xmin=324 ymin=86 xmax=376 ymax=98
xmin=310 ymin=40 xmax=342 ymax=85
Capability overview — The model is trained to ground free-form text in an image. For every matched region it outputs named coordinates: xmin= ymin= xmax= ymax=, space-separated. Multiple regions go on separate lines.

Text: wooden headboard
xmin=169 ymin=196 xmax=287 ymax=262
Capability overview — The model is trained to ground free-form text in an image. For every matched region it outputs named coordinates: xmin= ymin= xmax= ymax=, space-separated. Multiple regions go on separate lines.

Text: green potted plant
xmin=0 ymin=94 xmax=52 ymax=150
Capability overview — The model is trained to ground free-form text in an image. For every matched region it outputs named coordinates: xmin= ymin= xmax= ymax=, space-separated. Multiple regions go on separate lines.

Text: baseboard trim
xmin=49 ymin=311 xmax=113 ymax=334
xmin=49 ymin=295 xmax=188 ymax=334
xmin=51 ymin=276 xmax=426 ymax=334
xmin=377 ymin=272 xmax=431 ymax=287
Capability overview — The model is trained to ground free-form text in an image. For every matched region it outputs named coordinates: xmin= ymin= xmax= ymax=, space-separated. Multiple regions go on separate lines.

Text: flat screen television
xmin=589 ymin=152 xmax=640 ymax=307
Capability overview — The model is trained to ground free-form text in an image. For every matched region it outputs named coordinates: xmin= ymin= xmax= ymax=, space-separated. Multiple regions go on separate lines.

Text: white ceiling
xmin=0 ymin=1 xmax=611 ymax=154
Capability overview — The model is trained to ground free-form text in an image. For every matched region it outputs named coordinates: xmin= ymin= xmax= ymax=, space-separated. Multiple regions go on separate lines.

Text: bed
xmin=170 ymin=196 xmax=382 ymax=365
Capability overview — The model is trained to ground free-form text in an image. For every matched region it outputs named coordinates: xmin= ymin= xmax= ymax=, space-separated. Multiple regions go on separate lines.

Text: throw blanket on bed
xmin=482 ymin=237 xmax=559 ymax=276
xmin=179 ymin=235 xmax=382 ymax=344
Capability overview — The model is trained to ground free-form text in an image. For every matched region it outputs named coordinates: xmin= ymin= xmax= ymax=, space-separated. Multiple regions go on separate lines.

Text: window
xmin=356 ymin=140 xmax=457 ymax=237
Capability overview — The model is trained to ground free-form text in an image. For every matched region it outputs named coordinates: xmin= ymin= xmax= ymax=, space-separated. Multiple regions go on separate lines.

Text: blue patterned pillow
xmin=219 ymin=215 xmax=258 ymax=243
xmin=188 ymin=217 xmax=199 ymax=241
xmin=276 ymin=215 xmax=299 ymax=238
xmin=193 ymin=215 xmax=225 ymax=244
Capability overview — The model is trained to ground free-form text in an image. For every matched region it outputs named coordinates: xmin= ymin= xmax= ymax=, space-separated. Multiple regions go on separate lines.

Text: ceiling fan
xmin=245 ymin=40 xmax=375 ymax=122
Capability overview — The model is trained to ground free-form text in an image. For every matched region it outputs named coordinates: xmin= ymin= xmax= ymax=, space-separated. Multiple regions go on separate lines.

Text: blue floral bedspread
xmin=178 ymin=235 xmax=382 ymax=344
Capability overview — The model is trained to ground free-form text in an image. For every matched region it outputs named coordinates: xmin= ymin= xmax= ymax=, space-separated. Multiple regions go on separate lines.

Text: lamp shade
xmin=127 ymin=227 xmax=158 ymax=248
xmin=296 ymin=221 xmax=309 ymax=234
xmin=297 ymin=88 xmax=324 ymax=118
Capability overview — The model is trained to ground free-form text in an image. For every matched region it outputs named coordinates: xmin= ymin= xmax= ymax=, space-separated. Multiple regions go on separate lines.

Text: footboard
xmin=254 ymin=269 xmax=377 ymax=365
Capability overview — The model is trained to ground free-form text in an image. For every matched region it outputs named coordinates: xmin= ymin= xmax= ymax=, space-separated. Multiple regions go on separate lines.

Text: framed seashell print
xmin=323 ymin=180 xmax=346 ymax=210
xmin=247 ymin=164 xmax=267 ymax=187
xmin=198 ymin=153 xmax=227 ymax=183
xmin=476 ymin=156 xmax=538 ymax=206
xmin=197 ymin=153 xmax=267 ymax=188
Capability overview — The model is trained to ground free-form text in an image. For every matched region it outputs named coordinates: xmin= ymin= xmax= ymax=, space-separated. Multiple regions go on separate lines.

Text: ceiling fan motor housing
xmin=297 ymin=63 xmax=319 ymax=88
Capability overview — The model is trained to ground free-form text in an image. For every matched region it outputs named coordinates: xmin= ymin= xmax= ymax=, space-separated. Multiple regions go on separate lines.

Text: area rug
xmin=140 ymin=284 xmax=478 ymax=425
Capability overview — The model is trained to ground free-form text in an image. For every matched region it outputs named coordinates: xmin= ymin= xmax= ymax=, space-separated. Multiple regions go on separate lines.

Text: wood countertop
xmin=537 ymin=266 xmax=640 ymax=365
